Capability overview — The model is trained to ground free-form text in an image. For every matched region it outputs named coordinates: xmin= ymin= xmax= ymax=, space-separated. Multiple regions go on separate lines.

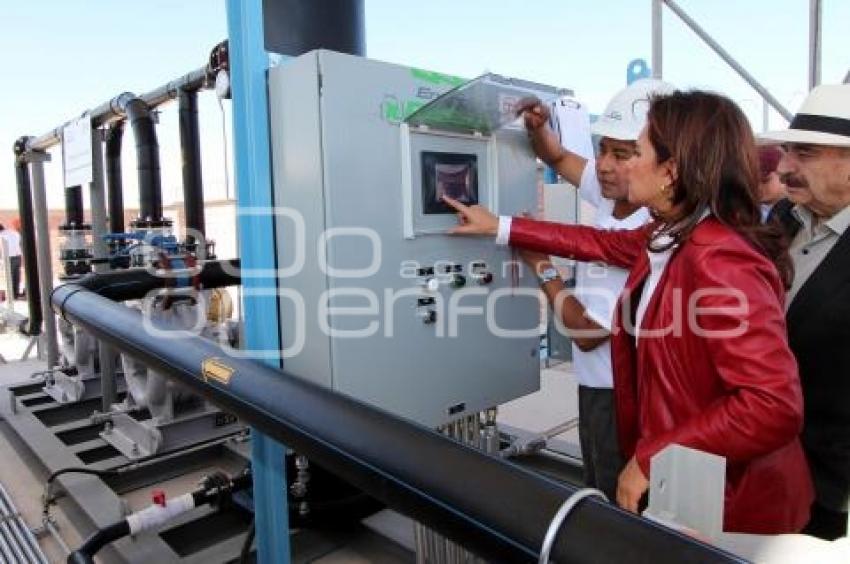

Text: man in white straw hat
xmin=511 ymin=78 xmax=674 ymax=502
xmin=761 ymin=83 xmax=850 ymax=540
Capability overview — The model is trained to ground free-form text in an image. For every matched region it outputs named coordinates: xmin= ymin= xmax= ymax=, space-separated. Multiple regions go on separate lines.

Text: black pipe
xmin=63 ymin=185 xmax=84 ymax=227
xmin=52 ymin=285 xmax=742 ymax=564
xmin=68 ymin=472 xmax=252 ymax=564
xmin=178 ymin=88 xmax=205 ymax=247
xmin=13 ymin=138 xmax=42 ymax=336
xmin=67 ymin=258 xmax=239 ymax=302
xmin=66 ymin=520 xmax=129 ymax=564
xmin=104 ymin=123 xmax=125 ymax=234
xmin=262 ymin=0 xmax=365 ymax=57
xmin=112 ymin=93 xmax=163 ymax=224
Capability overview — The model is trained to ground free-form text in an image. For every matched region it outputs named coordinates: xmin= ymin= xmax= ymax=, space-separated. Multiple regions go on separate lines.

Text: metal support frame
xmin=808 ymin=0 xmax=822 ymax=90
xmin=653 ymin=0 xmax=794 ymax=121
xmin=651 ymin=0 xmax=663 ymax=79
xmin=87 ymin=125 xmax=119 ymax=410
xmin=25 ymin=69 xmax=210 ymax=154
xmin=225 ymin=1 xmax=291 ymax=562
xmin=88 ymin=129 xmax=109 ymax=268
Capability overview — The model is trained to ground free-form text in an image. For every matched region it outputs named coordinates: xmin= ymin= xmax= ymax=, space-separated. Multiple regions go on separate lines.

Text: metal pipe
xmin=178 ymin=88 xmax=206 ymax=248
xmin=808 ymin=0 xmax=822 ymax=90
xmin=87 ymin=126 xmax=116 ymax=409
xmin=44 ymin=518 xmax=71 ymax=556
xmin=29 ymin=155 xmax=59 ymax=367
xmin=99 ymin=341 xmax=117 ymax=412
xmin=13 ymin=138 xmax=43 ymax=337
xmin=763 ymin=99 xmax=769 ymax=132
xmin=51 ymin=284 xmax=743 ymax=564
xmin=0 ymin=527 xmax=19 ymax=564
xmin=88 ymin=129 xmax=109 ymax=266
xmin=135 ymin=67 xmax=210 ymax=112
xmin=105 ymin=123 xmax=125 ymax=234
xmin=0 ymin=481 xmax=45 ymax=564
xmin=652 ymin=0 xmax=663 ymax=78
xmin=0 ymin=522 xmax=27 ymax=564
xmin=662 ymin=0 xmax=793 ymax=121
xmin=26 ymin=67 xmax=210 ymax=154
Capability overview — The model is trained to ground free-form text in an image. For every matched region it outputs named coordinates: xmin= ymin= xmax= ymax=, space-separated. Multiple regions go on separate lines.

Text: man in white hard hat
xmin=761 ymin=83 xmax=850 ymax=540
xmin=512 ymin=79 xmax=674 ymax=502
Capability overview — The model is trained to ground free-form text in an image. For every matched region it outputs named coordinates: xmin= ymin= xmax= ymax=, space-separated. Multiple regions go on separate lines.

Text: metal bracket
xmin=538 ymin=488 xmax=607 ymax=564
xmin=101 ymin=412 xmax=163 ymax=458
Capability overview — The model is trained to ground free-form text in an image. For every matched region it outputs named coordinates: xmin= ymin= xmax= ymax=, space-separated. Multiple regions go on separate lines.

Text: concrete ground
xmin=0 ymin=327 xmax=72 ymax=563
xmin=500 ymin=360 xmax=579 ymax=444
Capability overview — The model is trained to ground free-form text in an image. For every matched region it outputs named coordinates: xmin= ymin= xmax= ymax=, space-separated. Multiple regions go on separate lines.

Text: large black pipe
xmin=67 ymin=258 xmax=239 ymax=302
xmin=178 ymin=88 xmax=205 ymax=245
xmin=262 ymin=0 xmax=365 ymax=57
xmin=52 ymin=284 xmax=742 ymax=564
xmin=64 ymin=185 xmax=84 ymax=227
xmin=13 ymin=138 xmax=42 ymax=336
xmin=104 ymin=123 xmax=125 ymax=234
xmin=113 ymin=93 xmax=162 ymax=224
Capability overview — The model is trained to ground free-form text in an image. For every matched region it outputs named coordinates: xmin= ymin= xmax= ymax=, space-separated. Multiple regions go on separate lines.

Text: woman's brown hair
xmin=646 ymin=90 xmax=793 ymax=287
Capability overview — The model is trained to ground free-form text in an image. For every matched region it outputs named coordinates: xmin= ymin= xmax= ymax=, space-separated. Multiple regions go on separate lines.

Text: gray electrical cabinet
xmin=269 ymin=50 xmax=561 ymax=427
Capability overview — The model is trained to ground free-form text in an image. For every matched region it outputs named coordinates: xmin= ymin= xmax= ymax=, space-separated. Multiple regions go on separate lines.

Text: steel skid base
xmin=0 ymin=376 xmax=257 ymax=563
xmin=0 ymin=375 xmax=419 ymax=563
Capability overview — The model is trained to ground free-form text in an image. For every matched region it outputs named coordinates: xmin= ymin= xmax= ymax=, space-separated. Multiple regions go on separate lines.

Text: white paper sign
xmin=62 ymin=115 xmax=93 ymax=187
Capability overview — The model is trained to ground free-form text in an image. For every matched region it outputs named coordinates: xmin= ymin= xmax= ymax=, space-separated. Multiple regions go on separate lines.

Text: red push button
xmin=152 ymin=489 xmax=167 ymax=507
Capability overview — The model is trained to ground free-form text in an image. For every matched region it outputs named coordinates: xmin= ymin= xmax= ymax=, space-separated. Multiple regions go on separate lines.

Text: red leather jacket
xmin=510 ymin=216 xmax=813 ymax=534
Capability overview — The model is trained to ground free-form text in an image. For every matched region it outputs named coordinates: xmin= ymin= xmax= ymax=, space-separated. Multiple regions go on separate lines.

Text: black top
xmin=774 ymin=198 xmax=850 ymax=511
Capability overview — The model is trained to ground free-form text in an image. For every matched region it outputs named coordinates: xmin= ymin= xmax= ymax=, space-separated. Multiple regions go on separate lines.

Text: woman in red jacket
xmin=444 ymin=90 xmax=813 ymax=534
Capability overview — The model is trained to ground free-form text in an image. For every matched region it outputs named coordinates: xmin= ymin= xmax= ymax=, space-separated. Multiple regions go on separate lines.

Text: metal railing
xmin=651 ymin=0 xmax=830 ymax=123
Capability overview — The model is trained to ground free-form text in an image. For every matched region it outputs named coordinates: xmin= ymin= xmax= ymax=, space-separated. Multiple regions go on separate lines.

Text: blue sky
xmin=1 ymin=1 xmax=848 ymax=210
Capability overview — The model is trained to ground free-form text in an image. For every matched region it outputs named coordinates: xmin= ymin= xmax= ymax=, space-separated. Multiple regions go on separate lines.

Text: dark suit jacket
xmin=773 ymin=198 xmax=850 ymax=512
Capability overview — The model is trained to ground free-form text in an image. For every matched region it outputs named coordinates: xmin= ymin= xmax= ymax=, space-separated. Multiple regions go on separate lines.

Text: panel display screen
xmin=421 ymin=152 xmax=479 ymax=214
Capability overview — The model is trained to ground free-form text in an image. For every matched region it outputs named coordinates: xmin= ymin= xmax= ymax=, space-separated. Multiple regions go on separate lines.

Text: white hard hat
xmin=590 ymin=78 xmax=677 ymax=141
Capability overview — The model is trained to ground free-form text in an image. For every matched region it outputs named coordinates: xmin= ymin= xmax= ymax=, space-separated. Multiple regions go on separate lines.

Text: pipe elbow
xmin=110 ymin=92 xmax=137 ymax=115
xmin=123 ymin=97 xmax=151 ymax=125
xmin=13 ymin=137 xmax=30 ymax=157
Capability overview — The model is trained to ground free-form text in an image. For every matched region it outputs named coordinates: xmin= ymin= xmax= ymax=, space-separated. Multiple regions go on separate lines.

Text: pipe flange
xmin=58 ymin=223 xmax=93 ymax=232
xmin=130 ymin=218 xmax=173 ymax=229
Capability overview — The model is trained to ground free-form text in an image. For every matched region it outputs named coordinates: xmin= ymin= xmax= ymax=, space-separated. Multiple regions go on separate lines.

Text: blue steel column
xmin=226 ymin=1 xmax=291 ymax=563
